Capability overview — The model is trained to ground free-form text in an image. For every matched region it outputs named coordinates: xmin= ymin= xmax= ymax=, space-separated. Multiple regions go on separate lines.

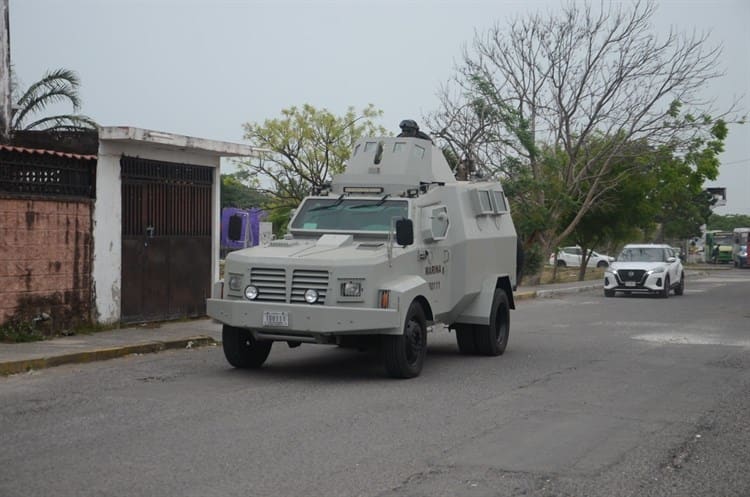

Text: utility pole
xmin=0 ymin=0 xmax=11 ymax=143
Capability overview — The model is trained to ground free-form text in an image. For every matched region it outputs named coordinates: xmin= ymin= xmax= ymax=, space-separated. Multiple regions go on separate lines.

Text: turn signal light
xmin=379 ymin=290 xmax=390 ymax=309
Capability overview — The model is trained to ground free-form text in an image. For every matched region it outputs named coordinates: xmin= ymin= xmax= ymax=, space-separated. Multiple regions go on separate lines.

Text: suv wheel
xmin=660 ymin=276 xmax=670 ymax=299
xmin=604 ymin=289 xmax=615 ymax=297
xmin=674 ymin=272 xmax=685 ymax=296
xmin=556 ymin=260 xmax=566 ymax=267
xmin=597 ymin=261 xmax=608 ymax=268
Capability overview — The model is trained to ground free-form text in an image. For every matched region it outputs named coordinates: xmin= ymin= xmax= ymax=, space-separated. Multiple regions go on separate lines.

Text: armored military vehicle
xmin=207 ymin=122 xmax=518 ymax=378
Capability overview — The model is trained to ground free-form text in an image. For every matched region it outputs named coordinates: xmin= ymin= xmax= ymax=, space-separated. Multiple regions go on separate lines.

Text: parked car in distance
xmin=549 ymin=246 xmax=614 ymax=268
xmin=603 ymin=244 xmax=684 ymax=298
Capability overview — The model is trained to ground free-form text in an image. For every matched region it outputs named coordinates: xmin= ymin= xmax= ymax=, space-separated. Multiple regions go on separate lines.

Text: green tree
xmin=428 ymin=0 xmax=741 ymax=279
xmin=10 ymin=68 xmax=96 ymax=134
xmin=707 ymin=213 xmax=750 ymax=231
xmin=241 ymin=104 xmax=388 ymax=209
xmin=220 ymin=172 xmax=267 ymax=210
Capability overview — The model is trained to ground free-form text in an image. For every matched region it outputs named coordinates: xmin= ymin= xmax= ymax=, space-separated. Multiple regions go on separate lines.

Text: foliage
xmin=707 ymin=213 xmax=750 ymax=231
xmin=241 ymin=104 xmax=388 ymax=208
xmin=10 ymin=68 xmax=97 ymax=134
xmin=220 ymin=172 xmax=267 ymax=210
xmin=427 ymin=0 xmax=740 ymax=278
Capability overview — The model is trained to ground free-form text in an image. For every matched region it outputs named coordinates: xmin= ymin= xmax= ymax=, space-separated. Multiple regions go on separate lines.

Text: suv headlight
xmin=341 ymin=280 xmax=364 ymax=297
xmin=649 ymin=266 xmax=666 ymax=274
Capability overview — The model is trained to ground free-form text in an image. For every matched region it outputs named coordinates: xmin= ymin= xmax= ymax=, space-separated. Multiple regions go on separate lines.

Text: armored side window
xmin=421 ymin=205 xmax=450 ymax=242
xmin=393 ymin=142 xmax=406 ymax=153
xmin=413 ymin=144 xmax=425 ymax=159
xmin=491 ymin=190 xmax=507 ymax=213
xmin=471 ymin=189 xmax=494 ymax=216
xmin=364 ymin=141 xmax=378 ymax=152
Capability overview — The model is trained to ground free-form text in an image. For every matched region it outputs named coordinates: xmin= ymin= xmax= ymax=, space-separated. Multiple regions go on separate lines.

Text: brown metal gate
xmin=120 ymin=156 xmax=213 ymax=323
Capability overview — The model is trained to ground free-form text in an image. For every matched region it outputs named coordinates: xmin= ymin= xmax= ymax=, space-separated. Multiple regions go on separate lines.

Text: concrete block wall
xmin=0 ymin=197 xmax=93 ymax=332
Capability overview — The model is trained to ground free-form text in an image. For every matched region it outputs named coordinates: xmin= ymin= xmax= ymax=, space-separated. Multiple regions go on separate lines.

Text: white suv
xmin=603 ymin=244 xmax=684 ymax=298
xmin=550 ymin=246 xmax=614 ymax=268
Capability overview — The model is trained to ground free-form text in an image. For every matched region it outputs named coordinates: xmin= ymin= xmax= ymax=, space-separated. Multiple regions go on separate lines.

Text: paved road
xmin=1 ymin=270 xmax=749 ymax=497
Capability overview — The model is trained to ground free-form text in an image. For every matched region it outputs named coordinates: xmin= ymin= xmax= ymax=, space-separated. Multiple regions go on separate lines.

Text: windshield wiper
xmin=309 ymin=194 xmax=345 ymax=212
xmin=350 ymin=194 xmax=391 ymax=209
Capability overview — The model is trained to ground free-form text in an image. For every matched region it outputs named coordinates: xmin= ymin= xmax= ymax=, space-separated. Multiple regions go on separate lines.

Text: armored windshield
xmin=290 ymin=197 xmax=409 ymax=233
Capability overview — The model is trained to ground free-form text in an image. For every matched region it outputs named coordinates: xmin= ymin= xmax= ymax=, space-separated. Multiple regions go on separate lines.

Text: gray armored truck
xmin=207 ymin=128 xmax=518 ymax=378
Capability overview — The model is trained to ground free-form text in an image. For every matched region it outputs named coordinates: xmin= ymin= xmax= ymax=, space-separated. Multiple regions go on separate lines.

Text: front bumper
xmin=206 ymin=298 xmax=402 ymax=339
xmin=603 ymin=271 xmax=668 ymax=293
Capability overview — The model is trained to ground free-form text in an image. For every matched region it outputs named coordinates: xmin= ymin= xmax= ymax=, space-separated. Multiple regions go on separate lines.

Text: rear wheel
xmin=222 ymin=325 xmax=272 ymax=368
xmin=454 ymin=324 xmax=478 ymax=355
xmin=556 ymin=260 xmax=566 ymax=267
xmin=597 ymin=261 xmax=608 ymax=268
xmin=674 ymin=272 xmax=685 ymax=295
xmin=383 ymin=301 xmax=427 ymax=378
xmin=475 ymin=290 xmax=510 ymax=356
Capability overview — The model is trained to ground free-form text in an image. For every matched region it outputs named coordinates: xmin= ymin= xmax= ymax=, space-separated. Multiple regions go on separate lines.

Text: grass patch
xmin=539 ymin=266 xmax=606 ymax=284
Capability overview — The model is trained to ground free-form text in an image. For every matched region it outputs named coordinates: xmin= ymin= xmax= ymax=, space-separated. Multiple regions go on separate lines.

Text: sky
xmin=9 ymin=0 xmax=750 ymax=214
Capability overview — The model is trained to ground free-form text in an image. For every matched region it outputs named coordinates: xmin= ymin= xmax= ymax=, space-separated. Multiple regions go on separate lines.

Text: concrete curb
xmin=0 ymin=336 xmax=217 ymax=376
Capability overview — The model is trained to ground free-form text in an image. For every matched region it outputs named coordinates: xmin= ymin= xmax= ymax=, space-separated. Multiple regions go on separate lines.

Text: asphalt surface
xmin=0 ymin=275 xmax=606 ymax=376
xmin=1 ymin=269 xmax=748 ymax=497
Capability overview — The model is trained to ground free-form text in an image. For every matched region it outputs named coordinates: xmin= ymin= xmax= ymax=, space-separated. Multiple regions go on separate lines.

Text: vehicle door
xmin=420 ymin=204 xmax=451 ymax=312
xmin=571 ymin=247 xmax=583 ymax=267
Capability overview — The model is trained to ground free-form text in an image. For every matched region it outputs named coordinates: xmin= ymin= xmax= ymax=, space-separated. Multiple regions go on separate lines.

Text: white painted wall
xmin=93 ymin=129 xmax=254 ymax=324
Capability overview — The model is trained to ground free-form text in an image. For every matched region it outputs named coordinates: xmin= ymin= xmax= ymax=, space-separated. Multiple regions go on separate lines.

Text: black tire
xmin=597 ymin=261 xmax=608 ymax=268
xmin=674 ymin=272 xmax=685 ymax=296
xmin=604 ymin=289 xmax=615 ymax=297
xmin=383 ymin=301 xmax=427 ymax=378
xmin=454 ymin=324 xmax=478 ymax=355
xmin=556 ymin=260 xmax=566 ymax=267
xmin=660 ymin=276 xmax=670 ymax=299
xmin=222 ymin=325 xmax=272 ymax=368
xmin=475 ymin=290 xmax=510 ymax=356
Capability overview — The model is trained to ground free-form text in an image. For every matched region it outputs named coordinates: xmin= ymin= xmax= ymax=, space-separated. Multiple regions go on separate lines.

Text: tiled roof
xmin=0 ymin=144 xmax=97 ymax=161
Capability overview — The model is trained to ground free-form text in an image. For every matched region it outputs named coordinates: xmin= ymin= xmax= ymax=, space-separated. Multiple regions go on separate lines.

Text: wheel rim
xmin=404 ymin=319 xmax=424 ymax=365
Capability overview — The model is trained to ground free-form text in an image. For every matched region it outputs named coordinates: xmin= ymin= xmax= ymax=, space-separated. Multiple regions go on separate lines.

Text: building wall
xmin=0 ymin=197 xmax=93 ymax=331
xmin=93 ymin=141 xmax=222 ymax=324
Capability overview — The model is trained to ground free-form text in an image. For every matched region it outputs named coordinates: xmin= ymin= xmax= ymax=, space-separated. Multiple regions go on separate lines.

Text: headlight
xmin=650 ymin=266 xmax=666 ymax=274
xmin=341 ymin=280 xmax=363 ymax=297
xmin=304 ymin=289 xmax=319 ymax=304
xmin=228 ymin=274 xmax=242 ymax=292
xmin=244 ymin=285 xmax=258 ymax=300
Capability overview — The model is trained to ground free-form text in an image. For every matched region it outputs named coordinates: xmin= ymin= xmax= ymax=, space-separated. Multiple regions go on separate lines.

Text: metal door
xmin=120 ymin=156 xmax=213 ymax=323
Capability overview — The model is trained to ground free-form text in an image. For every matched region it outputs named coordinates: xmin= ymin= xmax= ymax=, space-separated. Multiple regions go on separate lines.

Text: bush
xmin=0 ymin=319 xmax=44 ymax=343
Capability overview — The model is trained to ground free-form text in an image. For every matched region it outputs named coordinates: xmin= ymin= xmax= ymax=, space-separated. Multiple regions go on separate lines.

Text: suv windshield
xmin=617 ymin=247 xmax=669 ymax=262
xmin=290 ymin=198 xmax=409 ymax=233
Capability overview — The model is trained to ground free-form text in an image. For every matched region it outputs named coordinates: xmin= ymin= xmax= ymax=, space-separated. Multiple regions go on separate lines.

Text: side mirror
xmin=395 ymin=218 xmax=414 ymax=246
xmin=227 ymin=214 xmax=244 ymax=242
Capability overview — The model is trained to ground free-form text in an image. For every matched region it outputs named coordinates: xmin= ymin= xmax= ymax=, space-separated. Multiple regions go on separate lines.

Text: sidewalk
xmin=0 ymin=272 xmax=700 ymax=376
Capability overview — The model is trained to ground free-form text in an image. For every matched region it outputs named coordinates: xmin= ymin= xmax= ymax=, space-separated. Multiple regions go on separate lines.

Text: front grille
xmin=291 ymin=269 xmax=329 ymax=305
xmin=617 ymin=269 xmax=646 ymax=283
xmin=251 ymin=267 xmax=286 ymax=302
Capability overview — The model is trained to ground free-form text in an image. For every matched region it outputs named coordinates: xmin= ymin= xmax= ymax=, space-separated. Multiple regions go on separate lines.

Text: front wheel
xmin=597 ymin=261 xmax=608 ymax=268
xmin=660 ymin=276 xmax=670 ymax=299
xmin=604 ymin=289 xmax=615 ymax=297
xmin=556 ymin=260 xmax=566 ymax=267
xmin=222 ymin=325 xmax=272 ymax=368
xmin=674 ymin=272 xmax=685 ymax=295
xmin=475 ymin=290 xmax=510 ymax=356
xmin=382 ymin=301 xmax=427 ymax=378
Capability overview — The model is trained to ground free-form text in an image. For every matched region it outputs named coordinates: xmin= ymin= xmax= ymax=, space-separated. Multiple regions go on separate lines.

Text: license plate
xmin=262 ymin=311 xmax=289 ymax=327
xmin=625 ymin=281 xmax=636 ymax=287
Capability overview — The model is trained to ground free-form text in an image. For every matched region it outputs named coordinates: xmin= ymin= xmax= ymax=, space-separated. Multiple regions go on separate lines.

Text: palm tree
xmin=11 ymin=68 xmax=97 ymax=133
